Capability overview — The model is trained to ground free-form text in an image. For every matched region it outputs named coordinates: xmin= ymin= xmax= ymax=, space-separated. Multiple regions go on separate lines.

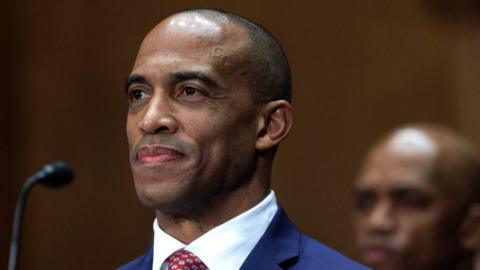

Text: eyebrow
xmin=354 ymin=185 xmax=429 ymax=195
xmin=172 ymin=71 xmax=220 ymax=89
xmin=353 ymin=185 xmax=372 ymax=192
xmin=125 ymin=74 xmax=146 ymax=94
xmin=389 ymin=186 xmax=429 ymax=195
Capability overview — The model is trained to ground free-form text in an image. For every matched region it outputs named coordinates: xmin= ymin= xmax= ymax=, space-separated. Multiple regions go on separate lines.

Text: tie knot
xmin=166 ymin=249 xmax=208 ymax=270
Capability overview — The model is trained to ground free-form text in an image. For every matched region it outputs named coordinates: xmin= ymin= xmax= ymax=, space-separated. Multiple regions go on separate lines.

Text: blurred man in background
xmin=353 ymin=124 xmax=480 ymax=270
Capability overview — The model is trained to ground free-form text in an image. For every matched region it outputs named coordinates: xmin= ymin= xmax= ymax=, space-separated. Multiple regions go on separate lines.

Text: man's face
xmin=353 ymin=131 xmax=462 ymax=270
xmin=126 ymin=15 xmax=260 ymax=214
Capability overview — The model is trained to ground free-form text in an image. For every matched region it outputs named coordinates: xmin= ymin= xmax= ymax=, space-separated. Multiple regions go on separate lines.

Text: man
xmin=353 ymin=124 xmax=480 ymax=270
xmin=119 ymin=8 xmax=367 ymax=270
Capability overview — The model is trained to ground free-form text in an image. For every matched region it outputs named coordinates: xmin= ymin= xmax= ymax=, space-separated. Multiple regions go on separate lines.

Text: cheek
xmin=126 ymin=115 xmax=141 ymax=146
xmin=189 ymin=112 xmax=255 ymax=147
xmin=398 ymin=210 xmax=455 ymax=263
xmin=398 ymin=212 xmax=440 ymax=242
xmin=126 ymin=117 xmax=134 ymax=139
xmin=189 ymin=116 xmax=257 ymax=173
xmin=352 ymin=214 xmax=367 ymax=233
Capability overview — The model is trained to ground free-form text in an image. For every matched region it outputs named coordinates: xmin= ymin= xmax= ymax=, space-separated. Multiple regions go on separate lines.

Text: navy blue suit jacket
xmin=118 ymin=208 xmax=369 ymax=270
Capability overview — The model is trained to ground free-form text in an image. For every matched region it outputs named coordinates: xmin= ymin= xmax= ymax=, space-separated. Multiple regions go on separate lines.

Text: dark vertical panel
xmin=1 ymin=1 xmax=24 ymax=268
xmin=0 ymin=4 xmax=13 ymax=269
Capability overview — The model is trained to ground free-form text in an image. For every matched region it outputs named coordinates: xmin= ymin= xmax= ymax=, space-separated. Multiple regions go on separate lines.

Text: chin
xmin=134 ymin=180 xmax=197 ymax=212
xmin=134 ymin=179 xmax=172 ymax=206
xmin=135 ymin=188 xmax=167 ymax=208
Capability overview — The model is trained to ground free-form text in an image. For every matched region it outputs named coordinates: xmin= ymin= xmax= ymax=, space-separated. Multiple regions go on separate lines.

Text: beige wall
xmin=2 ymin=1 xmax=479 ymax=269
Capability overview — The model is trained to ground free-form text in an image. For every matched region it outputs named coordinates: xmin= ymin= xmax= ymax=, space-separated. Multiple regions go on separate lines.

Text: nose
xmin=366 ymin=201 xmax=395 ymax=235
xmin=139 ymin=94 xmax=179 ymax=134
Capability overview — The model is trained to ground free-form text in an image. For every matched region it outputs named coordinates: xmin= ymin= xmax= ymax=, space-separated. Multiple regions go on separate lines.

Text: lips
xmin=359 ymin=245 xmax=395 ymax=266
xmin=136 ymin=145 xmax=185 ymax=165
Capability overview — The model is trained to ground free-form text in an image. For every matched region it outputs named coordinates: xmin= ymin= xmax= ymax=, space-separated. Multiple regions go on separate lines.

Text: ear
xmin=460 ymin=203 xmax=480 ymax=251
xmin=255 ymin=100 xmax=293 ymax=151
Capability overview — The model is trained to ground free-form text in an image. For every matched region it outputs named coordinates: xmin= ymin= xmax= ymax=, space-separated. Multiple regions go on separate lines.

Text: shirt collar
xmin=152 ymin=191 xmax=278 ymax=270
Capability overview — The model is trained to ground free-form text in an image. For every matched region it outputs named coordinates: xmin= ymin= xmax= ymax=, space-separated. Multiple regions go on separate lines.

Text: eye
xmin=176 ymin=83 xmax=211 ymax=104
xmin=354 ymin=190 xmax=377 ymax=213
xmin=182 ymin=85 xmax=200 ymax=96
xmin=127 ymin=89 xmax=148 ymax=103
xmin=394 ymin=189 xmax=431 ymax=209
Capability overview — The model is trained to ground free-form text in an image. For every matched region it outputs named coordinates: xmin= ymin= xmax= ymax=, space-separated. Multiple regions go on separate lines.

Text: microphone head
xmin=34 ymin=161 xmax=74 ymax=188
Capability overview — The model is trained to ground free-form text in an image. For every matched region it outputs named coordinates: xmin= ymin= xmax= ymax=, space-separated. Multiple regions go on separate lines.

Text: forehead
xmin=357 ymin=131 xmax=439 ymax=193
xmin=133 ymin=14 xmax=250 ymax=72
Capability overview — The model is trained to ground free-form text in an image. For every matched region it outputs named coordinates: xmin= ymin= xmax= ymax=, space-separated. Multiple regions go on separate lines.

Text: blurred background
xmin=2 ymin=0 xmax=480 ymax=269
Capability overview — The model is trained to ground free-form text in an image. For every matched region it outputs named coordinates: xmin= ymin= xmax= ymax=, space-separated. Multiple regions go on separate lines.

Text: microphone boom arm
xmin=8 ymin=176 xmax=37 ymax=270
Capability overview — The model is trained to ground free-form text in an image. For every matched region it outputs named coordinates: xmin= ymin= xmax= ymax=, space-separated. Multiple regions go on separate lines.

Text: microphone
xmin=8 ymin=161 xmax=74 ymax=270
xmin=32 ymin=161 xmax=74 ymax=188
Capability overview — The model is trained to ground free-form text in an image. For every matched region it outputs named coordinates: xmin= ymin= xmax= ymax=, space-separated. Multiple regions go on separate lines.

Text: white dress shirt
xmin=152 ymin=191 xmax=278 ymax=270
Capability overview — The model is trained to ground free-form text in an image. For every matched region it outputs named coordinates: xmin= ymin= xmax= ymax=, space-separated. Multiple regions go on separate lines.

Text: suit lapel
xmin=240 ymin=207 xmax=300 ymax=270
xmin=239 ymin=243 xmax=283 ymax=270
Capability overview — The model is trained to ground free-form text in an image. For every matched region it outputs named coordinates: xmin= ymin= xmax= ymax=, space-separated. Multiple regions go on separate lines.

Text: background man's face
xmin=353 ymin=135 xmax=462 ymax=270
xmin=126 ymin=15 xmax=260 ymax=213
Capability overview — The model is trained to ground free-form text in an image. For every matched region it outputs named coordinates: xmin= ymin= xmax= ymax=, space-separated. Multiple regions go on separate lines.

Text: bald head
xmin=353 ymin=124 xmax=480 ymax=270
xmin=136 ymin=9 xmax=291 ymax=105
xmin=370 ymin=124 xmax=480 ymax=205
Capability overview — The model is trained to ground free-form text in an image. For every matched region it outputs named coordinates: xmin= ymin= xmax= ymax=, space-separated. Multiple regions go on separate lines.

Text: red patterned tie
xmin=166 ymin=249 xmax=209 ymax=270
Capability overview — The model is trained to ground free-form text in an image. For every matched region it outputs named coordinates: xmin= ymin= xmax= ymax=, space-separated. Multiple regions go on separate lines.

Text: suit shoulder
xmin=297 ymin=235 xmax=370 ymax=270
